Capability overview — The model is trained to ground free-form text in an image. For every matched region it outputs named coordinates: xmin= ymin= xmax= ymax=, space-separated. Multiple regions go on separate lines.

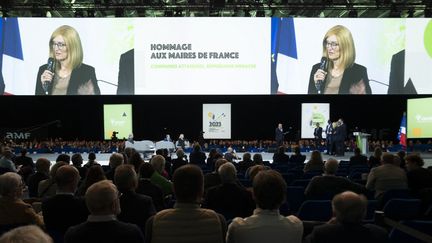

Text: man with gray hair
xmin=42 ymin=165 xmax=89 ymax=237
xmin=0 ymin=147 xmax=16 ymax=172
xmin=306 ymin=191 xmax=387 ymax=243
xmin=366 ymin=152 xmax=408 ymax=198
xmin=204 ymin=163 xmax=254 ymax=219
xmin=65 ymin=180 xmax=144 ymax=243
xmin=0 ymin=225 xmax=53 ymax=243
xmin=305 ymin=158 xmax=366 ymax=199
xmin=150 ymin=155 xmax=173 ymax=196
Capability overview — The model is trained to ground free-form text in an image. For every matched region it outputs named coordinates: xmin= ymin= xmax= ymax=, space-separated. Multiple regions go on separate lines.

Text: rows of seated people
xmin=4 ymin=137 xmax=432 ymax=155
xmin=0 ymin=144 xmax=432 ymax=243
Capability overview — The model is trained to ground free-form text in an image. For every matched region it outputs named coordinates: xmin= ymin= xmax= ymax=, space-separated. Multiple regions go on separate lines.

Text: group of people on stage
xmin=324 ymin=118 xmax=347 ymax=156
xmin=276 ymin=119 xmax=347 ymax=156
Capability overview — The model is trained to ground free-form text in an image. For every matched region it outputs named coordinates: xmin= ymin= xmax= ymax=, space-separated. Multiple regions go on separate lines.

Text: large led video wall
xmin=1 ymin=17 xmax=431 ymax=95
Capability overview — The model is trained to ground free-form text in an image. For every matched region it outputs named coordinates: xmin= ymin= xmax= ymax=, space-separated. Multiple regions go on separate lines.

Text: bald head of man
xmin=332 ymin=191 xmax=367 ymax=224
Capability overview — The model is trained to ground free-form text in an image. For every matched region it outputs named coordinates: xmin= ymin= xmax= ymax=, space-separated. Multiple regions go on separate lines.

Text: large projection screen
xmin=103 ymin=104 xmax=133 ymax=140
xmin=407 ymin=97 xmax=432 ymax=138
xmin=301 ymin=103 xmax=330 ymax=139
xmin=2 ymin=17 xmax=432 ymax=95
xmin=202 ymin=104 xmax=231 ymax=139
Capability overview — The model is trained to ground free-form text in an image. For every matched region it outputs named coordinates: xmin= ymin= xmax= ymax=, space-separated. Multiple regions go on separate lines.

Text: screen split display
xmin=1 ymin=17 xmax=432 ymax=95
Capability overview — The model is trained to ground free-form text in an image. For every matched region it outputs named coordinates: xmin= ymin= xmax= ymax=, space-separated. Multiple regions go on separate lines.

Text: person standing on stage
xmin=325 ymin=120 xmax=333 ymax=155
xmin=275 ymin=123 xmax=284 ymax=147
xmin=334 ymin=118 xmax=347 ymax=156
xmin=313 ymin=123 xmax=323 ymax=150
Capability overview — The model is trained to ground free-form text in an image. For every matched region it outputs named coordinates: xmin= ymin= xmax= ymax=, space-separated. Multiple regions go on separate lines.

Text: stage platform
xmin=28 ymin=151 xmax=432 ymax=168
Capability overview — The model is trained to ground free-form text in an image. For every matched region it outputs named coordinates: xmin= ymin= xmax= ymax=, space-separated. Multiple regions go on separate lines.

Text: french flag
xmin=1 ymin=17 xmax=24 ymax=95
xmin=271 ymin=17 xmax=299 ymax=94
xmin=398 ymin=112 xmax=407 ymax=149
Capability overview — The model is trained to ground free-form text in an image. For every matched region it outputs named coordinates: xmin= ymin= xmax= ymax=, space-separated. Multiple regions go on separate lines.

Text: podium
xmin=353 ymin=132 xmax=370 ymax=154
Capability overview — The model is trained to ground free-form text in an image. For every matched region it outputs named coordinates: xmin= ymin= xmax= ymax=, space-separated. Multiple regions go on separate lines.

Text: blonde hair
xmin=322 ymin=25 xmax=356 ymax=70
xmin=49 ymin=25 xmax=83 ymax=70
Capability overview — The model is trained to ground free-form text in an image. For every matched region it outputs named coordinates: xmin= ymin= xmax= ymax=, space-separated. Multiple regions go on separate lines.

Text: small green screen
xmin=407 ymin=97 xmax=432 ymax=138
xmin=103 ymin=104 xmax=133 ymax=140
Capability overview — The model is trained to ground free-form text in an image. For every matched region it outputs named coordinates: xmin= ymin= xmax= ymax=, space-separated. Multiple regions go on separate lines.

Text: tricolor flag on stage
xmin=0 ymin=17 xmax=24 ymax=95
xmin=271 ymin=17 xmax=299 ymax=94
xmin=398 ymin=112 xmax=407 ymax=149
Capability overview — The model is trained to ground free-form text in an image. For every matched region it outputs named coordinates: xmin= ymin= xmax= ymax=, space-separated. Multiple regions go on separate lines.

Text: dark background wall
xmin=1 ymin=95 xmax=425 ymax=142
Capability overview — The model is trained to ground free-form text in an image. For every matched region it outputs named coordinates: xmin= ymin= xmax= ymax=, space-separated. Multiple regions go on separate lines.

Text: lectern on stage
xmin=353 ymin=132 xmax=370 ymax=154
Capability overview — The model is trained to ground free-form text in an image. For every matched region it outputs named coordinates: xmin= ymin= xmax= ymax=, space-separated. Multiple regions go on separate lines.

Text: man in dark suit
xmin=65 ymin=180 xmax=144 ymax=243
xmin=203 ymin=163 xmax=255 ymax=220
xmin=313 ymin=123 xmax=323 ymax=150
xmin=324 ymin=120 xmax=333 ymax=155
xmin=117 ymin=49 xmax=134 ymax=95
xmin=306 ymin=191 xmax=387 ymax=243
xmin=114 ymin=164 xmax=156 ymax=233
xmin=275 ymin=123 xmax=284 ymax=146
xmin=42 ymin=165 xmax=89 ymax=237
xmin=334 ymin=119 xmax=347 ymax=156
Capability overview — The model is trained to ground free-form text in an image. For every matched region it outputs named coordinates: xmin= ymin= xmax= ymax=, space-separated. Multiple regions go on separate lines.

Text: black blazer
xmin=41 ymin=194 xmax=89 ymax=234
xmin=65 ymin=220 xmax=144 ymax=243
xmin=117 ymin=49 xmax=134 ymax=95
xmin=35 ymin=63 xmax=100 ymax=95
xmin=314 ymin=127 xmax=323 ymax=139
xmin=118 ymin=191 xmax=156 ymax=232
xmin=306 ymin=222 xmax=388 ymax=243
xmin=308 ymin=63 xmax=371 ymax=94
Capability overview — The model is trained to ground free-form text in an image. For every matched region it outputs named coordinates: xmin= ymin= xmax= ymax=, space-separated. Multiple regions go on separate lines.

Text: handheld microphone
xmin=43 ymin=58 xmax=55 ymax=95
xmin=315 ymin=57 xmax=328 ymax=94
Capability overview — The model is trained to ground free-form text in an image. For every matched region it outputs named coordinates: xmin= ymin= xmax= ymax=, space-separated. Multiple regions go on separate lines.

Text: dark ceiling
xmin=1 ymin=0 xmax=431 ymax=17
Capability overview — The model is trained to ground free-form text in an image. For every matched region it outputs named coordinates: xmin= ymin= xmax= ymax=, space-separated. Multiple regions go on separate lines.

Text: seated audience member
xmin=83 ymin=152 xmax=99 ymax=168
xmin=246 ymin=165 xmax=270 ymax=183
xmin=42 ymin=165 xmax=89 ymax=236
xmin=38 ymin=162 xmax=68 ymax=198
xmin=366 ymin=153 xmax=408 ymax=198
xmin=349 ymin=148 xmax=368 ymax=167
xmin=368 ymin=147 xmax=382 ymax=168
xmin=171 ymin=149 xmax=188 ymax=175
xmin=65 ymin=180 xmax=144 ymax=243
xmin=0 ymin=225 xmax=53 ymax=243
xmin=189 ymin=144 xmax=206 ymax=165
xmin=105 ymin=153 xmax=124 ymax=181
xmin=305 ymin=158 xmax=367 ymax=199
xmin=304 ymin=150 xmax=324 ymax=173
xmin=56 ymin=154 xmax=71 ymax=164
xmin=27 ymin=158 xmax=50 ymax=198
xmin=252 ymin=153 xmax=264 ymax=165
xmin=397 ymin=150 xmax=406 ymax=169
xmin=156 ymin=149 xmax=172 ymax=177
xmin=405 ymin=153 xmax=432 ymax=195
xmin=227 ymin=170 xmax=303 ymax=243
xmin=0 ymin=173 xmax=44 ymax=227
xmin=149 ymin=155 xmax=173 ymax=196
xmin=224 ymin=147 xmax=238 ymax=163
xmin=204 ymin=159 xmax=228 ymax=191
xmin=272 ymin=146 xmax=290 ymax=164
xmin=129 ymin=152 xmax=145 ymax=174
xmin=71 ymin=153 xmax=87 ymax=182
xmin=15 ymin=148 xmax=35 ymax=183
xmin=206 ymin=149 xmax=222 ymax=171
xmin=76 ymin=165 xmax=106 ymax=197
xmin=145 ymin=165 xmax=227 ymax=243
xmin=204 ymin=163 xmax=255 ymax=219
xmin=289 ymin=146 xmax=306 ymax=166
xmin=306 ymin=191 xmax=387 ymax=243
xmin=137 ymin=163 xmax=165 ymax=211
xmin=0 ymin=147 xmax=17 ymax=172
xmin=114 ymin=164 xmax=155 ymax=233
xmin=237 ymin=153 xmax=254 ymax=175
